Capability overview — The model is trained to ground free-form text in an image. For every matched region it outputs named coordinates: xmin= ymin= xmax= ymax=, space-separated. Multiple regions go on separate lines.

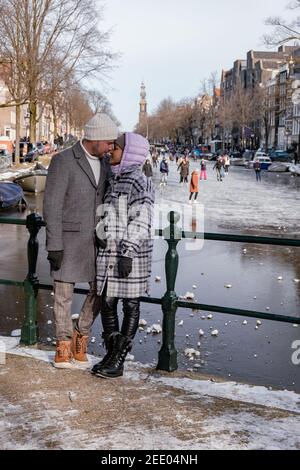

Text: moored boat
xmin=0 ymin=181 xmax=27 ymax=210
xmin=13 ymin=163 xmax=48 ymax=193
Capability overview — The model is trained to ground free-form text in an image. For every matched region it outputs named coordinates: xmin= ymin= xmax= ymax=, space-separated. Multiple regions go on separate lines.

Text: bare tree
xmin=229 ymin=85 xmax=254 ymax=147
xmin=218 ymin=98 xmax=233 ymax=150
xmin=264 ymin=0 xmax=300 ymax=45
xmin=87 ymin=90 xmax=120 ymax=126
xmin=0 ymin=2 xmax=29 ymax=163
xmin=0 ymin=0 xmax=118 ymax=144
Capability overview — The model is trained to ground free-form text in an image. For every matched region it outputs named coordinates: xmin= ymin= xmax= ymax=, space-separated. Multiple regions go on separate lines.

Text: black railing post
xmin=21 ymin=213 xmax=43 ymax=345
xmin=157 ymin=211 xmax=181 ymax=372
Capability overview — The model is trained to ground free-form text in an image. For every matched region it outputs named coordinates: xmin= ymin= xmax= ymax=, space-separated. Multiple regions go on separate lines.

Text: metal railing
xmin=0 ymin=211 xmax=300 ymax=372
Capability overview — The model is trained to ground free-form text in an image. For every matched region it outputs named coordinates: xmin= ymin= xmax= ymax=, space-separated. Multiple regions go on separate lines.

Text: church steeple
xmin=139 ymin=81 xmax=147 ymax=127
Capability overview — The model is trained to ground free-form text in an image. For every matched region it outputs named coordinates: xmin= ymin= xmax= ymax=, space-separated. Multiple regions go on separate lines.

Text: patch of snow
xmin=211 ymin=330 xmax=219 ymax=337
xmin=10 ymin=329 xmax=21 ymax=337
xmin=137 ymin=373 xmax=300 ymax=415
xmin=126 ymin=354 xmax=134 ymax=362
xmin=149 ymin=324 xmax=162 ymax=335
xmin=185 ymin=292 xmax=195 ymax=300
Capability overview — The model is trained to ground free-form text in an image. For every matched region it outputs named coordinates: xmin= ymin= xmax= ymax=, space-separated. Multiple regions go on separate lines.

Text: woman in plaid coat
xmin=92 ymin=132 xmax=155 ymax=379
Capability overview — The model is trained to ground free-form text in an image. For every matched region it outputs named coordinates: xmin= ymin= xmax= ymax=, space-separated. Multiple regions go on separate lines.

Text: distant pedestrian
xmin=224 ymin=153 xmax=230 ymax=174
xmin=189 ymin=170 xmax=199 ymax=203
xmin=152 ymin=154 xmax=158 ymax=168
xmin=254 ymin=160 xmax=262 ymax=181
xmin=200 ymin=159 xmax=207 ymax=180
xmin=143 ymin=158 xmax=153 ymax=178
xmin=178 ymin=156 xmax=189 ymax=185
xmin=213 ymin=157 xmax=225 ymax=182
xmin=160 ymin=156 xmax=169 ymax=186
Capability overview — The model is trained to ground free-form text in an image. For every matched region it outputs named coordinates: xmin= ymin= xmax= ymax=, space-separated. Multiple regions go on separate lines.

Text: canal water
xmin=0 ymin=161 xmax=299 ymax=391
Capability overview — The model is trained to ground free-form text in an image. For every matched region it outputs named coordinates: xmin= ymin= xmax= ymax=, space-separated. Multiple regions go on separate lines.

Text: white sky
xmin=98 ymin=0 xmax=292 ymax=130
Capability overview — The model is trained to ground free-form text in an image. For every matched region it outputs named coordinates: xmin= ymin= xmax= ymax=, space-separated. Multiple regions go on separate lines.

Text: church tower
xmin=139 ymin=81 xmax=148 ymax=129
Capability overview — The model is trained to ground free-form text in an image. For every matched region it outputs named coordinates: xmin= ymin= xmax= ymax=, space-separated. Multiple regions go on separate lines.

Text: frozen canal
xmin=0 ymin=160 xmax=299 ymax=391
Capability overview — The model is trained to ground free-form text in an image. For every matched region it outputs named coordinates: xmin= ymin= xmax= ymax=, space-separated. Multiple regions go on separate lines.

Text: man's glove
xmin=47 ymin=251 xmax=64 ymax=271
xmin=118 ymin=256 xmax=133 ymax=279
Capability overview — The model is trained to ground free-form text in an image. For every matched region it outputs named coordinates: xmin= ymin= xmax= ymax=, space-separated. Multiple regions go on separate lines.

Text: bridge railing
xmin=0 ymin=211 xmax=299 ymax=372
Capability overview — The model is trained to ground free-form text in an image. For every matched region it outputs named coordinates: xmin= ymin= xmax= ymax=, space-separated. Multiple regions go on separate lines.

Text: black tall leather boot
xmin=121 ymin=298 xmax=140 ymax=339
xmin=94 ymin=333 xmax=132 ymax=379
xmin=91 ymin=293 xmax=119 ymax=375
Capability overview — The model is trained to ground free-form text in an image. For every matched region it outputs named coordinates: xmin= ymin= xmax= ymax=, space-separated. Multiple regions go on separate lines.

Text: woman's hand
xmin=118 ymin=256 xmax=133 ymax=278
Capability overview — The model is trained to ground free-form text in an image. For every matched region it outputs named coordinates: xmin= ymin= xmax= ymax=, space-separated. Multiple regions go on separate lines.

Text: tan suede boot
xmin=54 ymin=340 xmax=77 ymax=369
xmin=72 ymin=329 xmax=90 ymax=368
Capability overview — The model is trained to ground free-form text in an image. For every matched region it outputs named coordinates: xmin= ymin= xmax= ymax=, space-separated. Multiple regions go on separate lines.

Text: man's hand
xmin=118 ymin=256 xmax=133 ymax=278
xmin=47 ymin=251 xmax=64 ymax=271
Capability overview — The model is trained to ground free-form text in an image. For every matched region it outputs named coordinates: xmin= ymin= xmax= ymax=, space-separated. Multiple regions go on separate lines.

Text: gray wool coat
xmin=96 ymin=166 xmax=155 ymax=298
xmin=43 ymin=141 xmax=111 ymax=283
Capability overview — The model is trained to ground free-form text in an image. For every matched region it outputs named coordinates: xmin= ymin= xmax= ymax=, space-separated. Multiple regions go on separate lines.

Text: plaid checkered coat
xmin=96 ymin=165 xmax=155 ymax=298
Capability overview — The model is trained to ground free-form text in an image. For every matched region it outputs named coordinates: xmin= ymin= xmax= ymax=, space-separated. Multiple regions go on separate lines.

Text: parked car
xmin=254 ymin=151 xmax=269 ymax=159
xmin=36 ymin=142 xmax=45 ymax=155
xmin=247 ymin=156 xmax=272 ymax=170
xmin=198 ymin=152 xmax=214 ymax=160
xmin=24 ymin=144 xmax=39 ymax=162
xmin=230 ymin=151 xmax=245 ymax=166
xmin=269 ymin=150 xmax=293 ymax=162
xmin=243 ymin=150 xmax=255 ymax=161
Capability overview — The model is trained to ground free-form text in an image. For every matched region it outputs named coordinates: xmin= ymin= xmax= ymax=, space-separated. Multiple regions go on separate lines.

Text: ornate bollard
xmin=157 ymin=211 xmax=182 ymax=372
xmin=20 ymin=213 xmax=44 ymax=345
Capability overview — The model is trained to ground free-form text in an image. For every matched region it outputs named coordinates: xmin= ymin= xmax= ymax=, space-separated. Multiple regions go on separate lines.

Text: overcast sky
xmin=99 ymin=0 xmax=292 ymax=130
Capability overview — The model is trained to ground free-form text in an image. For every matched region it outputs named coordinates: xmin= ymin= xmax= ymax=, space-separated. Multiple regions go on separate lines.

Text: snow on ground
xmin=127 ymin=368 xmax=300 ymax=414
xmin=1 ymin=339 xmax=300 ymax=450
xmin=2 ymin=335 xmax=299 ymax=415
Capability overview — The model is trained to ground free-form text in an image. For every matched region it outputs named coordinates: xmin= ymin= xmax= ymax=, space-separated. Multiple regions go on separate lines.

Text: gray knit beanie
xmin=83 ymin=113 xmax=119 ymax=141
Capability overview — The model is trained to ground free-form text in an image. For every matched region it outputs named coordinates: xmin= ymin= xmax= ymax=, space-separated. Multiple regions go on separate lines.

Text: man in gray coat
xmin=43 ymin=113 xmax=119 ymax=369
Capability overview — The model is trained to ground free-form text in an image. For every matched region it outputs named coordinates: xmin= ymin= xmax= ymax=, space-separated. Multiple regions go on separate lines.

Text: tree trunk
xmin=297 ymin=131 xmax=300 ymax=164
xmin=52 ymin=104 xmax=58 ymax=139
xmin=264 ymin=119 xmax=269 ymax=153
xmin=14 ymin=104 xmax=21 ymax=166
xmin=29 ymin=100 xmax=37 ymax=143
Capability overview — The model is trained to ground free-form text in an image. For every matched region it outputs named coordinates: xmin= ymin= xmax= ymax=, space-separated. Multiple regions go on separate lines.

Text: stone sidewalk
xmin=0 ymin=347 xmax=299 ymax=450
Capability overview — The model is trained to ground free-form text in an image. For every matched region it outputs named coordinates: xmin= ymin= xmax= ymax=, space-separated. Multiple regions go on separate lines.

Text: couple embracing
xmin=43 ymin=114 xmax=155 ymax=379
